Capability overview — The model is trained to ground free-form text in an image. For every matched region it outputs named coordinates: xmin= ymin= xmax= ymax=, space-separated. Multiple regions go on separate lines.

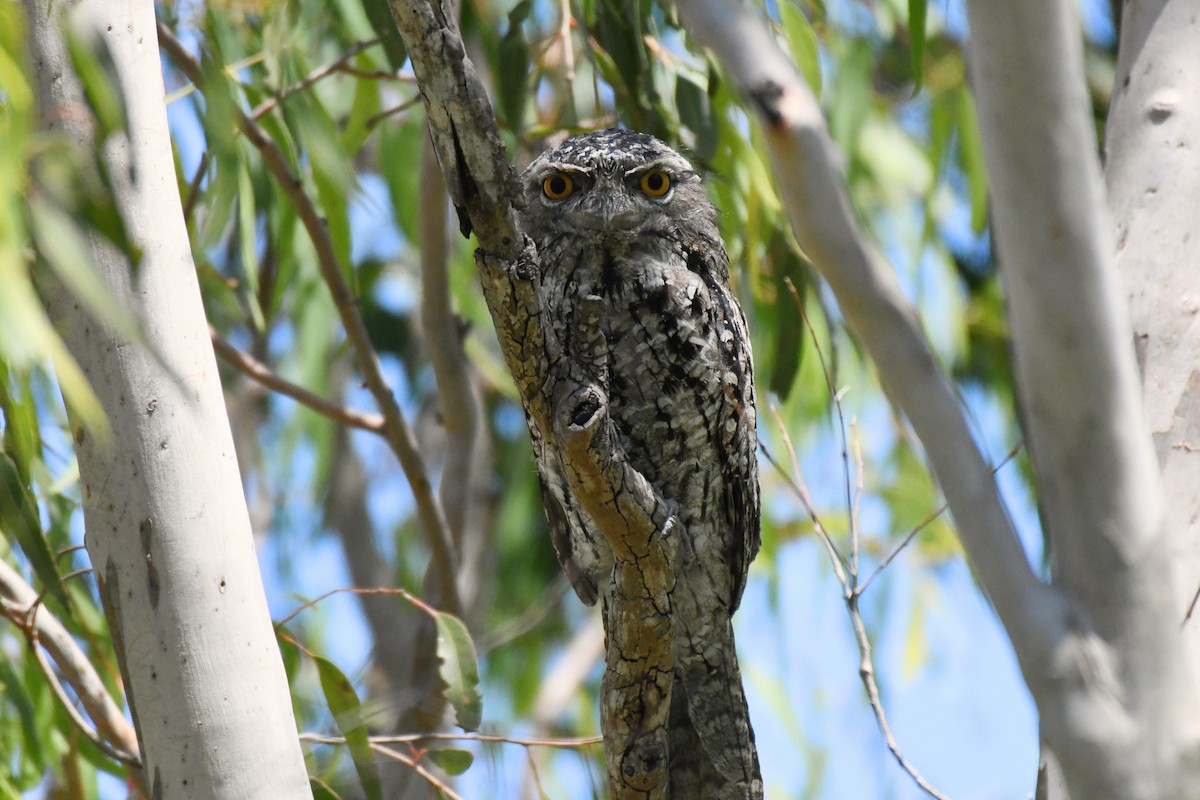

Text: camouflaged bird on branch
xmin=477 ymin=128 xmax=763 ymax=799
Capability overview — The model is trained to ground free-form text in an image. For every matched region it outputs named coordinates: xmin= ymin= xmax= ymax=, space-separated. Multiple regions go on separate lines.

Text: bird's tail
xmin=669 ymin=614 xmax=762 ymax=799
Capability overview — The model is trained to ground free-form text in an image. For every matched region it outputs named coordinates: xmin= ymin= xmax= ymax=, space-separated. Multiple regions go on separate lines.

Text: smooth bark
xmin=26 ymin=1 xmax=312 ymax=796
xmin=965 ymin=0 xmax=1200 ymax=795
xmin=1106 ymin=0 xmax=1200 ymax=690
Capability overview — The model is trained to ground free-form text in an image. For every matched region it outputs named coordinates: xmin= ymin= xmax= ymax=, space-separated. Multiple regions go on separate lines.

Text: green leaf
xmin=675 ymin=73 xmax=717 ymax=165
xmin=236 ymin=158 xmax=265 ymax=331
xmin=908 ymin=0 xmax=927 ymax=91
xmin=828 ymin=40 xmax=873 ymax=153
xmin=26 ymin=194 xmax=143 ymax=347
xmin=780 ymin=1 xmax=821 ymax=93
xmin=427 ymin=747 xmax=474 ymax=776
xmin=0 ymin=371 xmax=39 ymax=488
xmin=314 ymin=655 xmax=381 ymax=800
xmin=435 ymin=611 xmax=482 ymax=731
xmin=63 ymin=24 xmax=127 ymax=143
xmin=767 ymin=233 xmax=807 ymax=401
xmin=276 ymin=631 xmax=302 ymax=685
xmin=0 ymin=453 xmax=69 ymax=610
xmin=381 ymin=112 xmax=426 ymax=241
xmin=309 ymin=775 xmax=344 ymax=800
xmin=341 ymin=57 xmax=383 ymax=155
xmin=0 ymin=774 xmax=22 ymax=800
xmin=357 ymin=0 xmax=408 ymax=71
xmin=0 ymin=658 xmax=45 ymax=776
xmin=954 ymin=88 xmax=989 ymax=233
xmin=496 ymin=1 xmax=532 ymax=135
xmin=928 ymin=88 xmax=954 ymax=188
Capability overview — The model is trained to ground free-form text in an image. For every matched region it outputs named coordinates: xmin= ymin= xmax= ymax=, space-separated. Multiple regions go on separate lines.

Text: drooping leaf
xmin=0 ymin=454 xmax=69 ymax=610
xmin=236 ymin=158 xmax=265 ymax=331
xmin=0 ymin=371 xmax=39 ymax=488
xmin=314 ymin=655 xmax=382 ymax=800
xmin=26 ymin=193 xmax=143 ymax=347
xmin=435 ymin=611 xmax=482 ymax=731
xmin=767 ymin=233 xmax=807 ymax=401
xmin=908 ymin=0 xmax=927 ymax=91
xmin=427 ymin=747 xmax=474 ymax=776
xmin=357 ymin=0 xmax=408 ymax=71
xmin=780 ymin=0 xmax=821 ymax=93
xmin=676 ymin=73 xmax=717 ymax=165
xmin=954 ymin=87 xmax=989 ymax=233
xmin=0 ymin=658 xmax=45 ymax=778
xmin=497 ymin=1 xmax=532 ymax=135
xmin=309 ymin=775 xmax=343 ymax=800
xmin=63 ymin=23 xmax=127 ymax=143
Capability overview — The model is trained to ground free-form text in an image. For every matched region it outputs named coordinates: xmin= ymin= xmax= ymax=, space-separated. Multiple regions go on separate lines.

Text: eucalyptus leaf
xmin=435 ymin=611 xmax=483 ymax=732
xmin=0 ymin=453 xmax=69 ymax=610
xmin=427 ymin=747 xmax=475 ymax=776
xmin=315 ymin=654 xmax=382 ymax=800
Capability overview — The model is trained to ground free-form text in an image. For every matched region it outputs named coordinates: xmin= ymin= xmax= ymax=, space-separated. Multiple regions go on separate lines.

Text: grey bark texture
xmin=26 ymin=0 xmax=312 ymax=797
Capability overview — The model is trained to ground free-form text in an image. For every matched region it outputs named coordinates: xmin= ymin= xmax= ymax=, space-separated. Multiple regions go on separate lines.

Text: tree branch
xmin=963 ymin=0 xmax=1161 ymax=632
xmin=156 ymin=21 xmax=461 ymax=615
xmin=0 ymin=560 xmax=141 ymax=766
xmin=210 ymin=327 xmax=385 ymax=432
xmin=417 ymin=136 xmax=478 ymax=570
xmin=249 ymin=37 xmax=383 ymax=120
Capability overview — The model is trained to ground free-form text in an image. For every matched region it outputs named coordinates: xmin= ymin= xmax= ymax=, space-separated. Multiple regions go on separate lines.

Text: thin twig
xmin=181 ymin=151 xmax=209 ymax=225
xmin=846 ymin=592 xmax=951 ymax=800
xmin=557 ymin=0 xmax=575 ymax=93
xmin=850 ymin=420 xmax=864 ymax=575
xmin=0 ymin=560 xmax=140 ymax=765
xmin=0 ymin=597 xmax=140 ymax=767
xmin=56 ymin=543 xmax=88 ymax=562
xmin=157 ymin=23 xmax=461 ymax=615
xmin=1183 ymin=584 xmax=1200 ymax=628
xmin=365 ymin=95 xmax=423 ymax=131
xmin=478 ymin=575 xmax=570 ymax=654
xmin=275 ymin=586 xmax=429 ymax=630
xmin=526 ymin=746 xmax=549 ymax=800
xmin=61 ymin=567 xmax=93 ymax=584
xmin=857 ymin=439 xmax=1024 ymax=598
xmin=210 ymin=326 xmax=385 ymax=433
xmin=335 ymin=64 xmax=413 ymax=81
xmin=250 ymin=37 xmax=383 ymax=120
xmin=418 ymin=135 xmax=477 ymax=552
xmin=301 ymin=731 xmax=603 ymax=748
xmin=772 ymin=281 xmax=949 ymax=800
xmin=785 ymin=277 xmax=856 ymax=579
xmin=760 ymin=407 xmax=849 ymax=584
xmin=369 ymin=742 xmax=466 ymax=800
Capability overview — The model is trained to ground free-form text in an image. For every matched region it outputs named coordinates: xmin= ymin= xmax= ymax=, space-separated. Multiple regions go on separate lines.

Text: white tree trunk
xmin=26 ymin=1 xmax=312 ymax=796
xmin=1106 ymin=0 xmax=1200 ymax=691
xmin=964 ymin=0 xmax=1200 ymax=796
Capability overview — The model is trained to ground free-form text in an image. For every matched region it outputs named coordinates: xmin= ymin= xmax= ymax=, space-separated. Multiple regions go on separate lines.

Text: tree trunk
xmin=26 ymin=1 xmax=312 ymax=796
xmin=1106 ymin=0 xmax=1200 ymax=692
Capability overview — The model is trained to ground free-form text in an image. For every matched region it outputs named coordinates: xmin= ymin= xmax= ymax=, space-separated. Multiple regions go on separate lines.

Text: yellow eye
xmin=543 ymin=173 xmax=575 ymax=200
xmin=639 ymin=170 xmax=671 ymax=198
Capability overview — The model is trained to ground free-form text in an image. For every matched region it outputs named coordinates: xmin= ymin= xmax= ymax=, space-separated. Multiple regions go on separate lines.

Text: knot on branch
xmin=619 ymin=732 xmax=669 ymax=792
xmin=565 ymin=386 xmax=604 ymax=429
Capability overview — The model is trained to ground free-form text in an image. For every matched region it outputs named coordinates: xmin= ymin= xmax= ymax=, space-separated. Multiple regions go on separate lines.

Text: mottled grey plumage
xmin=519 ymin=129 xmax=762 ymax=798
